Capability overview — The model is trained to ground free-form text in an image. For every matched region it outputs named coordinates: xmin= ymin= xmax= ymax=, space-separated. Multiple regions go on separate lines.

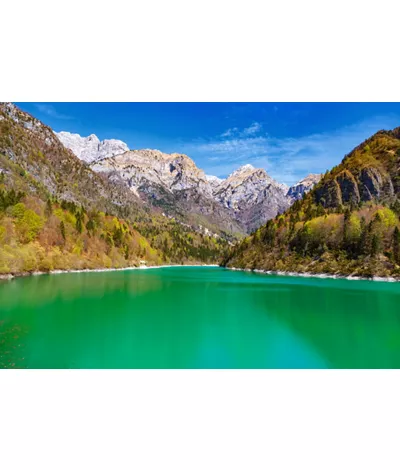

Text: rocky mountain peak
xmin=206 ymin=175 xmax=224 ymax=190
xmin=287 ymin=173 xmax=322 ymax=200
xmin=228 ymin=164 xmax=256 ymax=179
xmin=51 ymin=123 xmax=321 ymax=234
xmin=91 ymin=148 xmax=212 ymax=197
xmin=56 ymin=131 xmax=129 ymax=164
xmin=211 ymin=164 xmax=290 ymax=232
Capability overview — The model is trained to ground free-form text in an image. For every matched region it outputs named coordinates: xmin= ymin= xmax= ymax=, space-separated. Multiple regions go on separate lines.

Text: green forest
xmin=0 ymin=180 xmax=229 ymax=275
xmin=224 ymin=128 xmax=400 ymax=278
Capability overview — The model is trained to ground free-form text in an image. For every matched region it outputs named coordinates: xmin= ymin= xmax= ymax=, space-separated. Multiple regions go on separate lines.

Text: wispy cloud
xmin=220 ymin=127 xmax=238 ymax=138
xmin=220 ymin=122 xmax=263 ymax=139
xmin=34 ymin=104 xmax=72 ymax=120
xmin=242 ymin=122 xmax=262 ymax=136
xmin=180 ymin=115 xmax=400 ymax=186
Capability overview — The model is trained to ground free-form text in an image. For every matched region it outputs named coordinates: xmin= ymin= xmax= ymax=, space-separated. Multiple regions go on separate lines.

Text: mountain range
xmin=9 ymin=101 xmax=393 ymax=278
xmin=2 ymin=102 xmax=319 ymax=275
xmin=56 ymin=130 xmax=321 ymax=233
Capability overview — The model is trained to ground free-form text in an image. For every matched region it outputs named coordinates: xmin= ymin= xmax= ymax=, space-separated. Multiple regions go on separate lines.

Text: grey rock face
xmin=359 ymin=167 xmax=394 ymax=201
xmin=56 ymin=131 xmax=129 ymax=164
xmin=315 ymin=166 xmax=395 ymax=209
xmin=287 ymin=174 xmax=322 ymax=201
xmin=91 ymin=149 xmax=244 ymax=234
xmin=212 ymin=165 xmax=290 ymax=232
xmin=91 ymin=149 xmax=213 ymax=197
xmin=337 ymin=170 xmax=360 ymax=205
xmin=206 ymin=174 xmax=223 ymax=190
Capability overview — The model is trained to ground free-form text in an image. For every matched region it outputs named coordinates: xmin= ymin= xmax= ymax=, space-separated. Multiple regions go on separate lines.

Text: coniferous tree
xmin=371 ymin=233 xmax=382 ymax=257
xmin=45 ymin=198 xmax=53 ymax=217
xmin=358 ymin=216 xmax=368 ymax=255
xmin=393 ymin=226 xmax=400 ymax=264
xmin=75 ymin=210 xmax=83 ymax=233
xmin=343 ymin=207 xmax=351 ymax=247
xmin=390 ymin=199 xmax=400 ymax=216
xmin=60 ymin=221 xmax=66 ymax=241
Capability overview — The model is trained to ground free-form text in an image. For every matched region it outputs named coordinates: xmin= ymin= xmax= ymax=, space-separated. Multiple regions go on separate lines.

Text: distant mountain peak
xmin=228 ymin=164 xmax=256 ymax=178
xmin=206 ymin=174 xmax=224 ymax=190
xmin=287 ymin=173 xmax=322 ymax=200
xmin=56 ymin=131 xmax=129 ymax=164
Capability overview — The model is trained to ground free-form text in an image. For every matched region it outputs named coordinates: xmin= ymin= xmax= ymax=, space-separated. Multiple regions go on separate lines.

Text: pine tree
xmin=45 ymin=198 xmax=53 ymax=217
xmin=60 ymin=221 xmax=66 ymax=241
xmin=358 ymin=216 xmax=368 ymax=255
xmin=390 ymin=199 xmax=400 ymax=216
xmin=371 ymin=233 xmax=382 ymax=257
xmin=86 ymin=218 xmax=95 ymax=234
xmin=343 ymin=207 xmax=351 ymax=246
xmin=393 ymin=226 xmax=400 ymax=264
xmin=75 ymin=211 xmax=83 ymax=233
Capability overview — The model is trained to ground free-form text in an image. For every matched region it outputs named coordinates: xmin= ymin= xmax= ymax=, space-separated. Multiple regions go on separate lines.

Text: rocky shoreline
xmin=226 ymin=267 xmax=400 ymax=282
xmin=0 ymin=264 xmax=220 ymax=281
xmin=2 ymin=264 xmax=399 ymax=283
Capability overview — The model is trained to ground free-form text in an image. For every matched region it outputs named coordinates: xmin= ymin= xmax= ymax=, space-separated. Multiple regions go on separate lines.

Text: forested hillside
xmin=224 ymin=128 xmax=400 ymax=278
xmin=0 ymin=103 xmax=229 ymax=275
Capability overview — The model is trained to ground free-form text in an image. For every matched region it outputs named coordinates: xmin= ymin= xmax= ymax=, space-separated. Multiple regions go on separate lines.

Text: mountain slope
xmin=90 ymin=148 xmax=245 ymax=236
xmin=314 ymin=129 xmax=400 ymax=208
xmin=223 ymin=128 xmax=400 ymax=278
xmin=0 ymin=102 xmax=145 ymax=219
xmin=0 ymin=103 xmax=231 ymax=274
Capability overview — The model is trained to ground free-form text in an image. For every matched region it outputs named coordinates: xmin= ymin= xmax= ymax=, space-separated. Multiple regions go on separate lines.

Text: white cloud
xmin=242 ymin=122 xmax=262 ymax=136
xmin=220 ymin=127 xmax=238 ymax=138
xmin=219 ymin=122 xmax=263 ymax=139
xmin=181 ymin=115 xmax=400 ymax=185
xmin=35 ymin=104 xmax=72 ymax=120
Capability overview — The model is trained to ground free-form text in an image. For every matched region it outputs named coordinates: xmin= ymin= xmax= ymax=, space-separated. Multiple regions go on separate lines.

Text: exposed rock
xmin=54 ymin=132 xmax=321 ymax=234
xmin=206 ymin=174 xmax=224 ymax=190
xmin=336 ymin=170 xmax=360 ymax=205
xmin=56 ymin=131 xmax=129 ymax=164
xmin=91 ymin=149 xmax=213 ymax=196
xmin=287 ymin=174 xmax=322 ymax=201
xmin=213 ymin=164 xmax=290 ymax=232
xmin=90 ymin=149 xmax=244 ymax=235
xmin=316 ymin=165 xmax=396 ymax=209
xmin=359 ymin=167 xmax=393 ymax=201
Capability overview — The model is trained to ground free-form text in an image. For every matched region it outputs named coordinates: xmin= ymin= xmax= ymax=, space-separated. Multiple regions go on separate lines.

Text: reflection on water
xmin=1 ymin=267 xmax=400 ymax=368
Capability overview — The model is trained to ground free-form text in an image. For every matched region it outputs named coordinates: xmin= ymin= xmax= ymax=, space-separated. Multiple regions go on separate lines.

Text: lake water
xmin=1 ymin=266 xmax=400 ymax=368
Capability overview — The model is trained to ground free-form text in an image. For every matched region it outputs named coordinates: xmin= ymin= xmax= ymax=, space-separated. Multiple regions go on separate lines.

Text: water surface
xmin=1 ymin=267 xmax=400 ymax=368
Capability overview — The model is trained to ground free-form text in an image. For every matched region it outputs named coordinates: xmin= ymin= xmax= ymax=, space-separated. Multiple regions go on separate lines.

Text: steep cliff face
xmin=314 ymin=129 xmax=400 ymax=208
xmin=56 ymin=131 xmax=129 ymax=164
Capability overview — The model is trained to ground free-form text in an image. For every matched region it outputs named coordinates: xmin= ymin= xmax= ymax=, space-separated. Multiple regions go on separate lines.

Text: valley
xmin=2 ymin=102 xmax=400 ymax=279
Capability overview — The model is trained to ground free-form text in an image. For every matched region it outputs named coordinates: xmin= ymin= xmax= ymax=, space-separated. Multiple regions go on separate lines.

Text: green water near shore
xmin=1 ymin=266 xmax=400 ymax=368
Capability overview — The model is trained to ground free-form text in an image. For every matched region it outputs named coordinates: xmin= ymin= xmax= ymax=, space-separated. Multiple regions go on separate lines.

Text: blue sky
xmin=16 ymin=102 xmax=400 ymax=186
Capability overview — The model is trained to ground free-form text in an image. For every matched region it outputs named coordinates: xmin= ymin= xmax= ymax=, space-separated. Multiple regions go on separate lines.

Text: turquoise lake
xmin=1 ymin=266 xmax=400 ymax=368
